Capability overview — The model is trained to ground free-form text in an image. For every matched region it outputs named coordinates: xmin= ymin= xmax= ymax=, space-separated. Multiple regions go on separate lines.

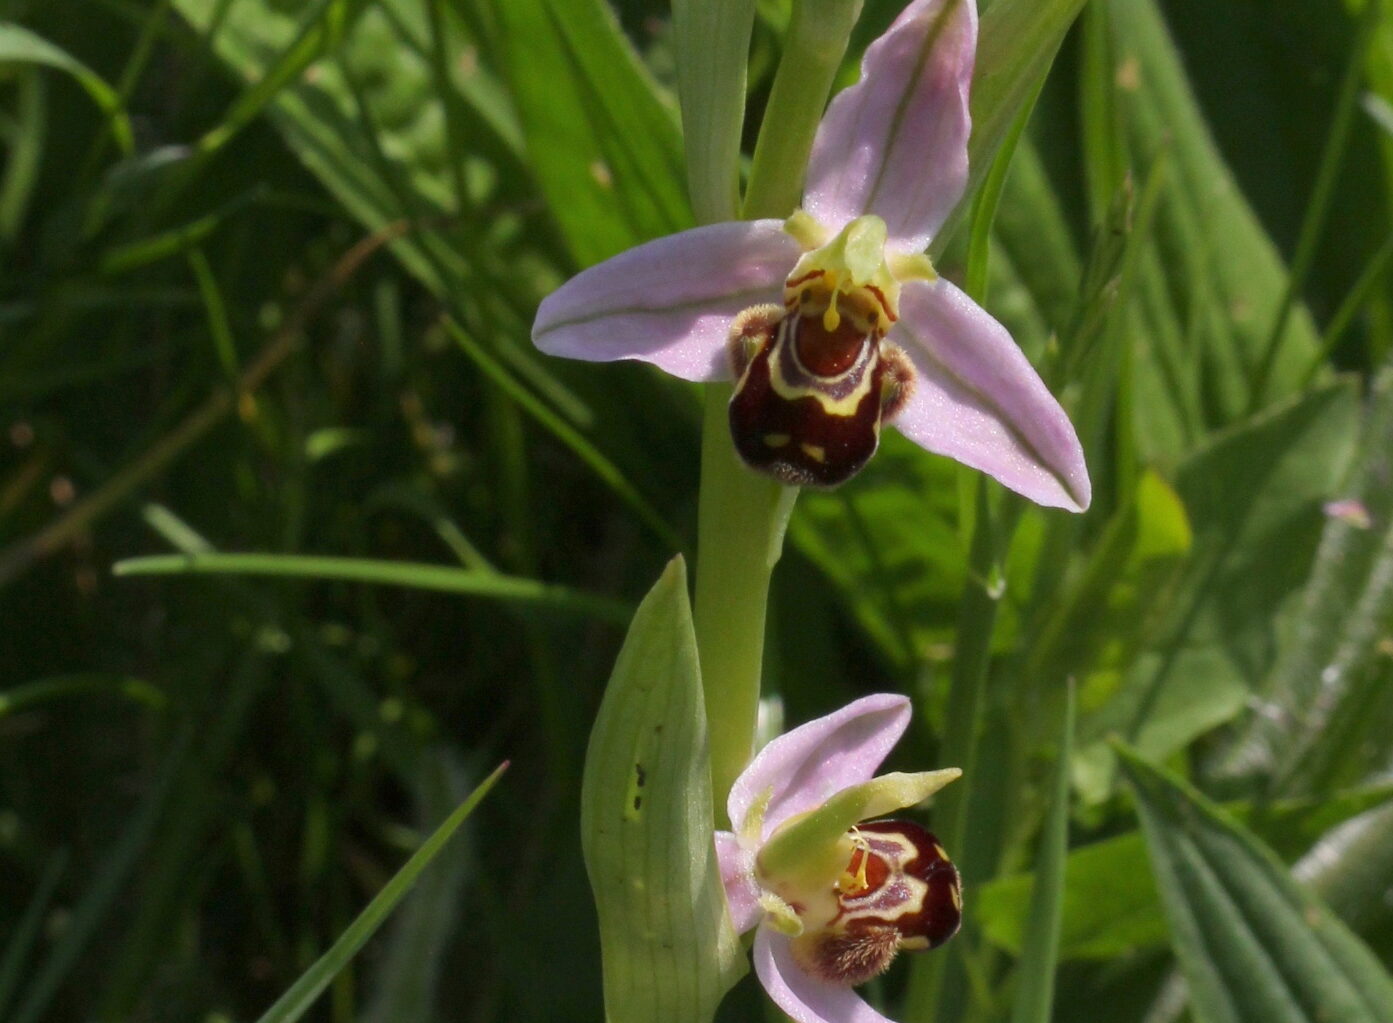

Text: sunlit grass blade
xmin=253 ymin=761 xmax=508 ymax=1023
xmin=1009 ymin=682 xmax=1074 ymax=1023
xmin=112 ymin=552 xmax=632 ymax=624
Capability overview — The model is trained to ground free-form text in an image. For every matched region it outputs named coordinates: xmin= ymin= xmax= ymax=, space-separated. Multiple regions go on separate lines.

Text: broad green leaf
xmin=112 ymin=552 xmax=631 ymax=624
xmin=978 ymin=831 xmax=1165 ymax=961
xmin=790 ymin=437 xmax=968 ymax=668
xmin=1216 ymin=364 xmax=1393 ymax=795
xmin=1075 ymin=382 xmax=1361 ymax=801
xmin=0 ymin=23 xmax=133 ymax=153
xmin=580 ymin=557 xmax=744 ymax=1023
xmin=255 ymin=762 xmax=507 ymax=1023
xmin=1029 ymin=470 xmax=1191 ymax=713
xmin=491 ymin=0 xmax=691 ymax=266
xmin=1117 ymin=746 xmax=1393 ymax=1023
xmin=977 ymin=783 xmax=1393 ymax=962
xmin=1009 ymin=683 xmax=1074 ymax=1023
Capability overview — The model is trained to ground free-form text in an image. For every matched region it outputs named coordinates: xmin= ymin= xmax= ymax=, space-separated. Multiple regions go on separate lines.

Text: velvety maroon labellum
xmin=852 ymin=820 xmax=962 ymax=950
xmin=790 ymin=818 xmax=962 ymax=987
xmin=727 ymin=309 xmax=909 ymax=488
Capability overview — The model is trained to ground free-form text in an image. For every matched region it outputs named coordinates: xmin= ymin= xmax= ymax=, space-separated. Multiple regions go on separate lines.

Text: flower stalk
xmin=692 ymin=0 xmax=861 ymax=815
xmin=695 ymin=396 xmax=797 ymax=822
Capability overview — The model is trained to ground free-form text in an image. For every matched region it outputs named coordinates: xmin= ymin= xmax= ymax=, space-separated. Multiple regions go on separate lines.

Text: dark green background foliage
xmin=0 ymin=0 xmax=1390 ymax=1020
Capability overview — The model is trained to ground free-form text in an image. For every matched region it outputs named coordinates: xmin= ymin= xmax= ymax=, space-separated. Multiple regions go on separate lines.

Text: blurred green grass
xmin=0 ymin=0 xmax=1390 ymax=1020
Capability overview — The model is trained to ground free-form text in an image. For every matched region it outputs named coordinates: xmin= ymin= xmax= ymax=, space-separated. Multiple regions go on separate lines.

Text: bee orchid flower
xmin=715 ymin=693 xmax=962 ymax=1023
xmin=532 ymin=0 xmax=1089 ymax=509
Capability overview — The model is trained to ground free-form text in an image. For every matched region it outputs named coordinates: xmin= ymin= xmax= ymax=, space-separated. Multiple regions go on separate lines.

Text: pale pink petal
xmin=727 ymin=694 xmax=910 ymax=842
xmin=802 ymin=0 xmax=976 ymax=253
xmin=754 ymin=929 xmax=893 ymax=1023
xmin=715 ymin=830 xmax=762 ymax=934
xmin=532 ymin=220 xmax=798 ymax=381
xmin=892 ymin=278 xmax=1091 ymax=511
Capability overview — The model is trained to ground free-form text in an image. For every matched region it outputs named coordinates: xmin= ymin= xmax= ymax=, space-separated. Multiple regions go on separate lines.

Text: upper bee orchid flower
xmin=531 ymin=0 xmax=1089 ymax=510
xmin=715 ymin=694 xmax=963 ymax=1023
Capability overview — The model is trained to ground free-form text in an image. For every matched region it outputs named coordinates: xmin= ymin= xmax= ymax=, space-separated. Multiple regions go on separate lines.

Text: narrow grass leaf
xmin=112 ymin=552 xmax=631 ymax=624
xmin=580 ymin=556 xmax=745 ymax=1023
xmin=0 ymin=673 xmax=164 ymax=718
xmin=254 ymin=761 xmax=508 ymax=1023
xmin=0 ymin=23 xmax=133 ymax=152
xmin=11 ymin=734 xmax=190 ymax=1023
xmin=1116 ymin=744 xmax=1393 ymax=1023
xmin=934 ymin=0 xmax=1088 ymax=251
xmin=1009 ymin=682 xmax=1074 ymax=1023
xmin=0 ymin=851 xmax=68 ymax=1021
xmin=673 ymin=0 xmax=756 ymax=222
xmin=491 ymin=0 xmax=691 ymax=265
xmin=360 ymin=750 xmax=476 ymax=1023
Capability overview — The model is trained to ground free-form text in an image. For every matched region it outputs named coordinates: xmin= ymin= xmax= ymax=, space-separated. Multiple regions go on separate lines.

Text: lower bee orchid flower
xmin=715 ymin=694 xmax=962 ymax=1023
xmin=532 ymin=0 xmax=1089 ymax=509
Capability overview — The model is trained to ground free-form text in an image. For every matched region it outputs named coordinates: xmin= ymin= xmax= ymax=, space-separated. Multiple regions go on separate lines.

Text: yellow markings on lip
xmin=764 ymin=433 xmax=791 ymax=447
xmin=769 ymin=338 xmax=877 ymax=416
xmin=801 ymin=444 xmax=826 ymax=463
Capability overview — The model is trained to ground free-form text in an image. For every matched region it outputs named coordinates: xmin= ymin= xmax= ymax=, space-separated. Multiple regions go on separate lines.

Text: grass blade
xmin=112 ymin=552 xmax=632 ymax=624
xmin=253 ymin=761 xmax=508 ymax=1023
xmin=1009 ymin=682 xmax=1074 ymax=1023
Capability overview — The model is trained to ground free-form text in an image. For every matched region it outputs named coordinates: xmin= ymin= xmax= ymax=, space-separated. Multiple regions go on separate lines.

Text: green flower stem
xmin=695 ymin=388 xmax=798 ymax=823
xmin=691 ymin=0 xmax=858 ymax=818
xmin=743 ymin=0 xmax=862 ymax=219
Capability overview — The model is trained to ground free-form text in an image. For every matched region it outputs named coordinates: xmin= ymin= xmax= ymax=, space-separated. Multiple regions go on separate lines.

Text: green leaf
xmin=1116 ymin=745 xmax=1393 ymax=1023
xmin=111 ymin=552 xmax=631 ymax=624
xmin=1030 ymin=470 xmax=1191 ymax=711
xmin=1106 ymin=0 xmax=1323 ymax=456
xmin=580 ymin=557 xmax=744 ymax=1023
xmin=170 ymin=0 xmax=510 ymax=292
xmin=490 ymin=0 xmax=691 ymax=265
xmin=977 ymin=782 xmax=1393 ymax=963
xmin=1075 ymin=381 xmax=1361 ymax=801
xmin=1009 ymin=682 xmax=1074 ymax=1023
xmin=931 ymin=0 xmax=1088 ymax=251
xmin=672 ymin=0 xmax=755 ymax=222
xmin=0 ymin=673 xmax=164 ymax=718
xmin=978 ymin=830 xmax=1166 ymax=961
xmin=254 ymin=761 xmax=507 ymax=1023
xmin=1217 ymin=363 xmax=1393 ymax=795
xmin=360 ymin=751 xmax=478 ymax=1023
xmin=0 ymin=23 xmax=133 ymax=153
